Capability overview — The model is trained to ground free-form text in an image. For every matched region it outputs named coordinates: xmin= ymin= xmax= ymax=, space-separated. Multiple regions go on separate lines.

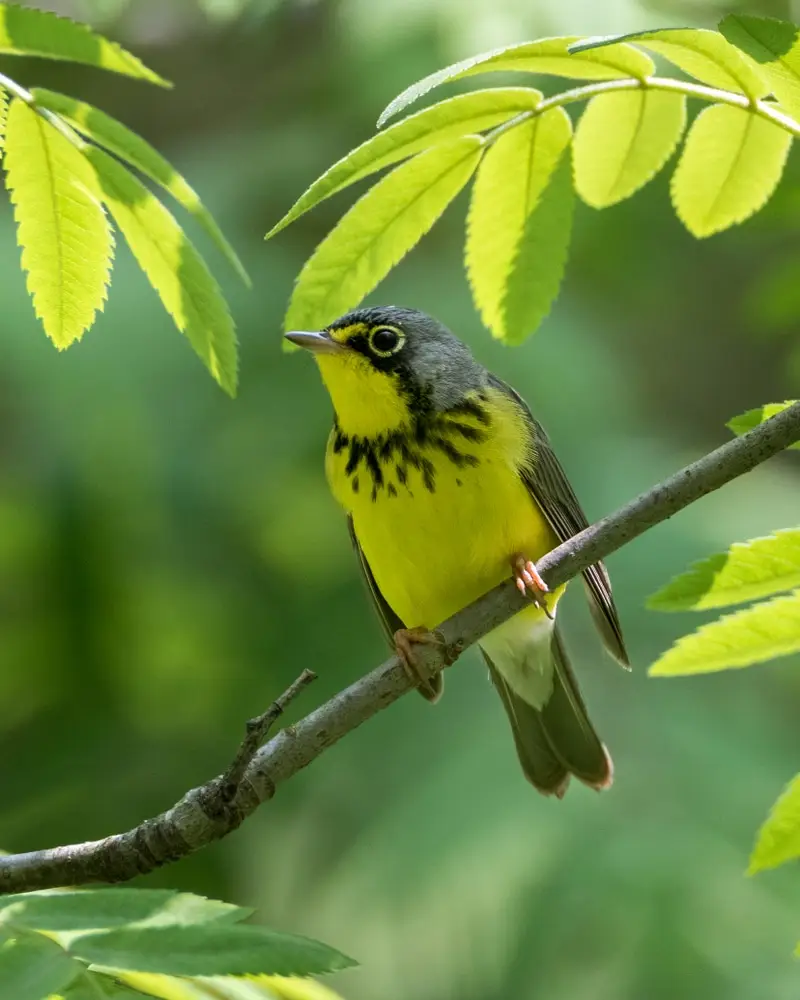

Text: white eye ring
xmin=369 ymin=325 xmax=405 ymax=357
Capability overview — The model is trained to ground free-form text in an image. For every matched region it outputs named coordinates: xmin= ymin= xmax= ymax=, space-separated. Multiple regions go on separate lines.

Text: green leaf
xmin=728 ymin=400 xmax=800 ymax=448
xmin=0 ymin=86 xmax=7 ymax=158
xmin=670 ymin=104 xmax=791 ymax=237
xmin=3 ymin=98 xmax=113 ymax=348
xmin=573 ymin=28 xmax=767 ymax=97
xmin=0 ymin=889 xmax=251 ymax=933
xmin=268 ymin=87 xmax=541 ymax=238
xmin=0 ymin=3 xmax=167 ymax=86
xmin=502 ymin=155 xmax=575 ymax=345
xmin=648 ymin=529 xmax=800 ymax=611
xmin=285 ymin=137 xmax=482 ymax=332
xmin=720 ymin=15 xmax=800 ymax=121
xmin=31 ymin=89 xmax=248 ymax=287
xmin=86 ymin=146 xmax=238 ymax=396
xmin=649 ymin=588 xmax=800 ymax=675
xmin=111 ymin=970 xmax=344 ymax=1000
xmin=573 ymin=89 xmax=686 ymax=207
xmin=69 ymin=924 xmax=356 ymax=978
xmin=377 ymin=37 xmax=654 ymax=127
xmin=0 ymin=933 xmax=80 ymax=1000
xmin=466 ymin=108 xmax=571 ymax=340
xmin=749 ymin=773 xmax=800 ymax=874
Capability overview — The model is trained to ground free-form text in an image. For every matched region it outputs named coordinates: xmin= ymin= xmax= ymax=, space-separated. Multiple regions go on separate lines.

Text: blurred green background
xmin=1 ymin=0 xmax=800 ymax=997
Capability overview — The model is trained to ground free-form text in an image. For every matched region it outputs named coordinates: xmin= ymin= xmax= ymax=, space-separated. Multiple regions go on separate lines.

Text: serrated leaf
xmin=749 ymin=773 xmax=800 ymax=874
xmin=62 ymin=972 xmax=149 ymax=999
xmin=0 ymin=933 xmax=80 ymax=1000
xmin=648 ymin=529 xmax=800 ymax=611
xmin=268 ymin=87 xmax=541 ymax=238
xmin=285 ymin=137 xmax=482 ymax=332
xmin=85 ymin=146 xmax=238 ymax=395
xmin=720 ymin=15 xmax=800 ymax=121
xmin=31 ymin=88 xmax=248 ymax=286
xmin=0 ymin=86 xmax=7 ymax=158
xmin=112 ymin=970 xmax=344 ymax=1000
xmin=377 ymin=37 xmax=654 ymax=127
xmin=0 ymin=889 xmax=251 ymax=933
xmin=466 ymin=108 xmax=571 ymax=340
xmin=728 ymin=400 xmax=800 ymax=448
xmin=69 ymin=924 xmax=356 ymax=978
xmin=649 ymin=588 xmax=800 ymax=675
xmin=0 ymin=4 xmax=167 ymax=86
xmin=670 ymin=104 xmax=791 ymax=237
xmin=4 ymin=98 xmax=113 ymax=348
xmin=573 ymin=28 xmax=767 ymax=97
xmin=574 ymin=89 xmax=686 ymax=207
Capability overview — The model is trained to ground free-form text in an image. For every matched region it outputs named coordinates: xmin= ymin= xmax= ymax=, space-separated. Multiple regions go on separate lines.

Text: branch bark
xmin=2 ymin=402 xmax=799 ymax=894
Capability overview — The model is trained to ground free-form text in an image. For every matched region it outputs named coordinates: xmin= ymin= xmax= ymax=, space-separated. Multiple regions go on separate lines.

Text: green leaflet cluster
xmin=0 ymin=3 xmax=246 ymax=395
xmin=270 ymin=16 xmax=800 ymax=344
xmin=0 ymin=887 xmax=353 ymax=1000
xmin=647 ymin=401 xmax=800 ymax=906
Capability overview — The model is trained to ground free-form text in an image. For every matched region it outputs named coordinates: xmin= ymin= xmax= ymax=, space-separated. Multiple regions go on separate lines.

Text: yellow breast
xmin=326 ymin=387 xmax=559 ymax=629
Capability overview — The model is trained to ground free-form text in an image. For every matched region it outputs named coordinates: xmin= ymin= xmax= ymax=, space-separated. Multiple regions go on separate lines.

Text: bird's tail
xmin=483 ymin=625 xmax=612 ymax=797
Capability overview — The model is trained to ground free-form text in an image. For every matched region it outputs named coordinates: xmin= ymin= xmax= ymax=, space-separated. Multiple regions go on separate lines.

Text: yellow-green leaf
xmin=0 ymin=86 xmax=7 ymax=158
xmin=268 ymin=88 xmax=540 ymax=238
xmin=378 ymin=38 xmax=654 ymax=127
xmin=670 ymin=104 xmax=791 ymax=237
xmin=112 ymin=970 xmax=344 ymax=999
xmin=649 ymin=588 xmax=800 ymax=675
xmin=86 ymin=147 xmax=238 ymax=396
xmin=648 ymin=529 xmax=800 ymax=611
xmin=749 ymin=773 xmax=800 ymax=874
xmin=4 ymin=98 xmax=113 ymax=348
xmin=0 ymin=3 xmax=168 ymax=86
xmin=285 ymin=137 xmax=483 ymax=332
xmin=720 ymin=15 xmax=800 ymax=121
xmin=576 ymin=28 xmax=768 ymax=97
xmin=574 ymin=89 xmax=686 ymax=207
xmin=32 ymin=88 xmax=248 ymax=286
xmin=465 ymin=108 xmax=572 ymax=341
xmin=728 ymin=400 xmax=800 ymax=448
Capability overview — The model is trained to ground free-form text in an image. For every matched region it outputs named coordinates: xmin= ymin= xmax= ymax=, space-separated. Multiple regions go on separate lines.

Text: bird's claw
xmin=511 ymin=554 xmax=553 ymax=619
xmin=394 ymin=626 xmax=447 ymax=701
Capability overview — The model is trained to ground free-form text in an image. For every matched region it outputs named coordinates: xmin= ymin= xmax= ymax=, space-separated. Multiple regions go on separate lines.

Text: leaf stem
xmin=482 ymin=75 xmax=800 ymax=146
xmin=0 ymin=70 xmax=86 ymax=148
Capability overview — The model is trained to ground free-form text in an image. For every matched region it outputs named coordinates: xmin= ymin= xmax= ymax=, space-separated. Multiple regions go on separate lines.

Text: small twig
xmin=1 ymin=402 xmax=798 ymax=893
xmin=217 ymin=670 xmax=317 ymax=802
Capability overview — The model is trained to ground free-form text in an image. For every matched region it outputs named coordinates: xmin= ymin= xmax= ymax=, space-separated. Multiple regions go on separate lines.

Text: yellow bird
xmin=287 ymin=306 xmax=628 ymax=796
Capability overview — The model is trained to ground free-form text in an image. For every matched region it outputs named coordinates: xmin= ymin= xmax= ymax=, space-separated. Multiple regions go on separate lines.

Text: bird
xmin=286 ymin=305 xmax=628 ymax=796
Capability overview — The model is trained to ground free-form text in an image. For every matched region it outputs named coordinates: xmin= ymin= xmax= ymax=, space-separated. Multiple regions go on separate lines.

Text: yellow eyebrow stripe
xmin=328 ymin=322 xmax=367 ymax=344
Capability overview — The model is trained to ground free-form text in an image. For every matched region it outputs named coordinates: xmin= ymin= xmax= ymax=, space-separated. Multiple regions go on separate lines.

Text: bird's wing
xmin=488 ymin=375 xmax=629 ymax=667
xmin=346 ymin=515 xmax=405 ymax=643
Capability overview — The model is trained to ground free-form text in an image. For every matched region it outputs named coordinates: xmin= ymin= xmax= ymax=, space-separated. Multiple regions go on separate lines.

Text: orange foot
xmin=511 ymin=553 xmax=553 ymax=619
xmin=394 ymin=626 xmax=447 ymax=703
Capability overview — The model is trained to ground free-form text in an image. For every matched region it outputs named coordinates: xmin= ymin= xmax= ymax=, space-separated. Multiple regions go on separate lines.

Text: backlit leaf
xmin=649 ymin=589 xmax=800 ymax=675
xmin=648 ymin=529 xmax=800 ymax=611
xmin=0 ymin=86 xmax=7 ymax=158
xmin=573 ymin=28 xmax=767 ymax=97
xmin=728 ymin=400 xmax=800 ymax=448
xmin=32 ymin=89 xmax=248 ymax=286
xmin=4 ymin=98 xmax=113 ymax=348
xmin=86 ymin=146 xmax=238 ymax=396
xmin=670 ymin=104 xmax=791 ymax=237
xmin=268 ymin=88 xmax=540 ymax=237
xmin=285 ymin=137 xmax=483 ymax=332
xmin=0 ymin=933 xmax=80 ymax=1000
xmin=0 ymin=889 xmax=250 ymax=932
xmin=749 ymin=773 xmax=800 ymax=874
xmin=69 ymin=924 xmax=356 ymax=978
xmin=720 ymin=15 xmax=800 ymax=120
xmin=0 ymin=3 xmax=167 ymax=86
xmin=573 ymin=89 xmax=686 ymax=207
xmin=466 ymin=108 xmax=571 ymax=340
xmin=112 ymin=970 xmax=344 ymax=1000
xmin=378 ymin=37 xmax=654 ymax=127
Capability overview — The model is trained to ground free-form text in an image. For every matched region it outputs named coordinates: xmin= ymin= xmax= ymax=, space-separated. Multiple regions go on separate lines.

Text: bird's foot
xmin=394 ymin=626 xmax=448 ymax=703
xmin=511 ymin=553 xmax=553 ymax=619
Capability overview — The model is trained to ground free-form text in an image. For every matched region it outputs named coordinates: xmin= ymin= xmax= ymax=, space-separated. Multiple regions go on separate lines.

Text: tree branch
xmin=2 ymin=402 xmax=799 ymax=894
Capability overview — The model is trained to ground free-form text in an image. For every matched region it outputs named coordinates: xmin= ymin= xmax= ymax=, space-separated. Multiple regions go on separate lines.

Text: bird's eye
xmin=369 ymin=326 xmax=404 ymax=357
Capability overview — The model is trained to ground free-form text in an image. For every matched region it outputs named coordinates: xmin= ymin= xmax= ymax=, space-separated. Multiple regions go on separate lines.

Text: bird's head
xmin=286 ymin=306 xmax=485 ymax=437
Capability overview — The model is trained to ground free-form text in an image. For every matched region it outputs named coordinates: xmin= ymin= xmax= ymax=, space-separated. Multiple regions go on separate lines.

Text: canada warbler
xmin=286 ymin=306 xmax=628 ymax=796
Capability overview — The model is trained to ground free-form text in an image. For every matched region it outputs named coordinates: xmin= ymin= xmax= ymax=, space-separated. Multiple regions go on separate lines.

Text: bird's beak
xmin=285 ymin=330 xmax=345 ymax=354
